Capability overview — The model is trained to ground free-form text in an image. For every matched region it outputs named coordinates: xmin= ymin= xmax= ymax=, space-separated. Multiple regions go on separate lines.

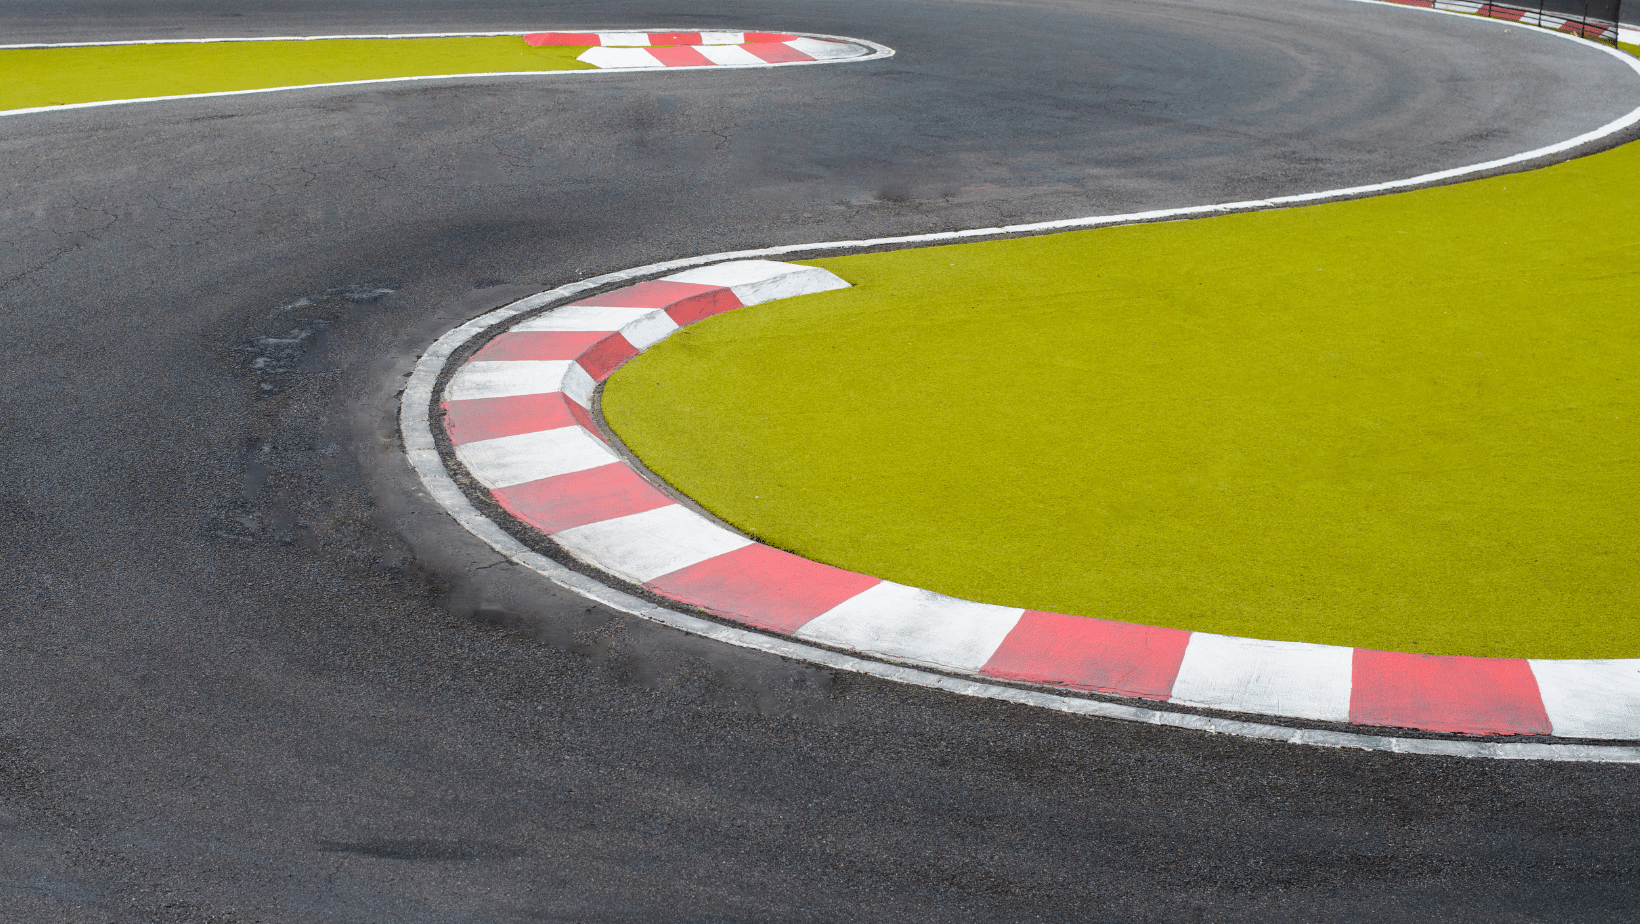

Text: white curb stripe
xmin=578 ymin=47 xmax=664 ymax=69
xmin=786 ymin=37 xmax=865 ymax=60
xmin=595 ymin=32 xmax=662 ymax=46
xmin=696 ymin=45 xmax=770 ymax=67
xmin=445 ymin=360 xmax=576 ymax=402
xmin=553 ymin=505 xmax=756 ymax=584
xmin=1531 ymin=659 xmax=1640 ymax=739
xmin=795 ymin=583 xmax=1025 ymax=673
xmin=617 ymin=311 xmax=682 ymax=350
xmin=514 ymin=305 xmax=657 ymax=332
xmin=665 ymin=260 xmax=852 ymax=306
xmin=453 ymin=427 xmax=618 ymax=489
xmin=1170 ymin=634 xmax=1356 ymax=723
xmin=561 ymin=362 xmax=598 ymax=408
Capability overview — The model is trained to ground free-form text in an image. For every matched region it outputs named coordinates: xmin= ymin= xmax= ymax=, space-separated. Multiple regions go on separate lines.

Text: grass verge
xmin=606 ymin=123 xmax=1640 ymax=660
xmin=1 ymin=37 xmax=590 ymax=112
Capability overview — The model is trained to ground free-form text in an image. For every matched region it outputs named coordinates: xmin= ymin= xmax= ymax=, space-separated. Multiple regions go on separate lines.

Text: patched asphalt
xmin=4 ymin=1 xmax=1640 ymax=920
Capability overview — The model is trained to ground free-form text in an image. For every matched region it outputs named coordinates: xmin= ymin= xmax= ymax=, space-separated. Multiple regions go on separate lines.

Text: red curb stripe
xmin=523 ymin=32 xmax=600 ymax=46
xmin=572 ymin=280 xmax=724 ymax=309
xmin=1559 ymin=20 xmax=1612 ymax=37
xmin=648 ymin=45 xmax=716 ymax=67
xmin=744 ymin=32 xmax=801 ymax=44
xmin=442 ymin=393 xmax=601 ymax=446
xmin=1349 ymin=650 xmax=1552 ymax=735
xmin=645 ymin=543 xmax=882 ymax=634
xmin=576 ymin=333 xmax=642 ymax=382
xmin=1385 ymin=0 xmax=1435 ymax=7
xmin=664 ymin=287 xmax=743 ymax=325
xmin=980 ymin=611 xmax=1192 ymax=700
xmin=647 ymin=31 xmax=704 ymax=46
xmin=472 ymin=330 xmax=608 ymax=362
xmin=494 ymin=463 xmax=674 ymax=534
xmin=745 ymin=42 xmax=816 ymax=64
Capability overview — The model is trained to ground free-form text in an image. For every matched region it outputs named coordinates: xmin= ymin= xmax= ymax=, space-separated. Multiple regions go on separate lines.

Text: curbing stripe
xmin=471 ymin=330 xmax=609 ymax=362
xmin=576 ymin=47 xmax=667 ymax=68
xmin=553 ymin=505 xmax=756 ymax=585
xmin=696 ymin=44 xmax=776 ymax=67
xmin=514 ymin=304 xmax=654 ymax=332
xmin=453 ymin=426 xmax=618 ymax=489
xmin=1169 ymin=634 xmax=1356 ymax=723
xmin=645 ymin=543 xmax=885 ymax=634
xmin=525 ymin=32 xmax=805 ymax=47
xmin=574 ymin=333 xmax=645 ymax=382
xmin=981 ymin=611 xmax=1192 ymax=700
xmin=1349 ymin=650 xmax=1551 ymax=735
xmin=573 ymin=39 xmax=859 ymax=70
xmin=647 ymin=45 xmax=716 ymax=67
xmin=1530 ymin=659 xmax=1640 ymax=739
xmin=495 ymin=463 xmax=676 ymax=534
xmin=442 ymin=392 xmax=595 ymax=445
xmin=746 ymin=42 xmax=818 ymax=65
xmin=445 ymin=359 xmax=576 ymax=402
xmin=793 ymin=582 xmax=1027 ymax=674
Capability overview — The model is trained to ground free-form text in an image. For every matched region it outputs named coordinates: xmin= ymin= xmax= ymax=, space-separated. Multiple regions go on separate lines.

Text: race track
xmin=4 ymin=0 xmax=1640 ymax=920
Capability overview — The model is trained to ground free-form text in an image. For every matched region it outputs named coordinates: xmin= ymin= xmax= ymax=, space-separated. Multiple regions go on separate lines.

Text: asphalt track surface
xmin=5 ymin=1 xmax=1640 ymax=921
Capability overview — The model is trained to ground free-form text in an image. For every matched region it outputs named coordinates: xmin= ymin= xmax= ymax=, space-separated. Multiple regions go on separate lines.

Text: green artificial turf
xmin=0 ymin=37 xmax=590 ymax=112
xmin=604 ymin=136 xmax=1640 ymax=660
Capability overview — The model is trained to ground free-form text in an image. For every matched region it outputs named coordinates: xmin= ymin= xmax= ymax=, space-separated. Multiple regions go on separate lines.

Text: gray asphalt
xmin=4 ymin=1 xmax=1640 ymax=921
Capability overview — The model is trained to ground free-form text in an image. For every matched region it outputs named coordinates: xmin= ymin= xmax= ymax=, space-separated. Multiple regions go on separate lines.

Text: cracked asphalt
xmin=4 ymin=1 xmax=1640 ymax=921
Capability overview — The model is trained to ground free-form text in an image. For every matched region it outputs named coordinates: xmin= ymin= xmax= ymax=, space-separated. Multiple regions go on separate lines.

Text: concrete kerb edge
xmin=389 ymin=11 xmax=1640 ymax=760
xmin=0 ymin=31 xmax=895 ymax=119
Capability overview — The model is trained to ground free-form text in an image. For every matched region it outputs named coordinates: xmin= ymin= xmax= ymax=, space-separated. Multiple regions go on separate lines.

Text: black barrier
xmin=1389 ymin=0 xmax=1627 ymax=44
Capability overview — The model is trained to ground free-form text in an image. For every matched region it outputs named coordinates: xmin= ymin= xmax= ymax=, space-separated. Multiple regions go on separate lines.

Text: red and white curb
xmin=399 ymin=12 xmax=1640 ymax=761
xmin=524 ymin=31 xmax=870 ymax=69
xmin=0 ymin=29 xmax=892 ymax=119
xmin=425 ymin=257 xmax=1640 ymax=747
xmin=1382 ymin=0 xmax=1627 ymax=40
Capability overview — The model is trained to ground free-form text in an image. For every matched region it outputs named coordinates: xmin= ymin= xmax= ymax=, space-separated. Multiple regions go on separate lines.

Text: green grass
xmin=605 ymin=134 xmax=1640 ymax=660
xmin=0 ymin=37 xmax=590 ymax=111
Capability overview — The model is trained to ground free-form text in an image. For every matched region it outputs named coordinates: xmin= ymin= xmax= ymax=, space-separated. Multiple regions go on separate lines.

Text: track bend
xmin=5 ymin=0 xmax=1640 ymax=921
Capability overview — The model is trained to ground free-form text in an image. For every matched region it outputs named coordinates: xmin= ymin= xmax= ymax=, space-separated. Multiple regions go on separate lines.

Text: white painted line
xmin=552 ymin=505 xmax=754 ymax=584
xmin=1531 ymin=659 xmax=1640 ymax=739
xmin=696 ymin=45 xmax=770 ymax=67
xmin=445 ymin=360 xmax=574 ymax=402
xmin=579 ymin=47 xmax=663 ymax=68
xmin=666 ymin=260 xmax=851 ymax=305
xmin=618 ymin=311 xmax=682 ymax=350
xmin=453 ymin=426 xmax=619 ymax=489
xmin=514 ymin=305 xmax=656 ymax=332
xmin=795 ymin=582 xmax=1025 ymax=673
xmin=1622 ymin=25 xmax=1640 ymax=44
xmin=1170 ymin=634 xmax=1355 ymax=723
